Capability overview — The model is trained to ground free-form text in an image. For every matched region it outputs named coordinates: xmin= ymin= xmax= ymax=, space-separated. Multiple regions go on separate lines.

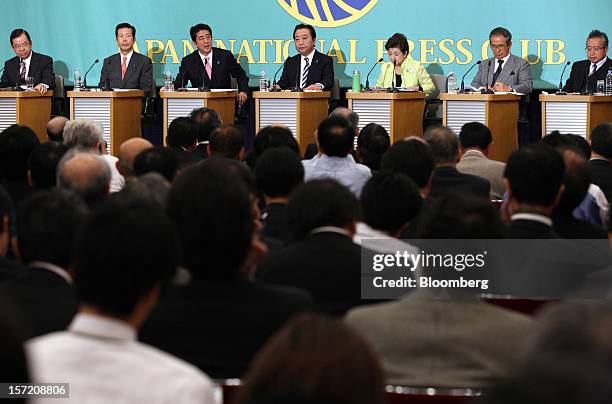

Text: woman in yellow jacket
xmin=375 ymin=33 xmax=435 ymax=96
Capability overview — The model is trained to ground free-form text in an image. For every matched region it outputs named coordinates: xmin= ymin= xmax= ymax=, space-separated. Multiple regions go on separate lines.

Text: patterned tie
xmin=205 ymin=57 xmax=212 ymax=80
xmin=589 ymin=63 xmax=597 ymax=76
xmin=301 ymin=57 xmax=310 ymax=89
xmin=491 ymin=59 xmax=504 ymax=87
xmin=19 ymin=59 xmax=26 ymax=85
xmin=121 ymin=55 xmax=127 ymax=80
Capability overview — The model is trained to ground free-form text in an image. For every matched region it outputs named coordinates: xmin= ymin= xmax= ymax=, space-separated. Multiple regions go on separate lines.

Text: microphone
xmin=481 ymin=60 xmax=494 ymax=94
xmin=387 ymin=60 xmax=399 ymax=93
xmin=199 ymin=66 xmax=210 ymax=92
xmin=581 ymin=65 xmax=592 ymax=95
xmin=293 ymin=56 xmax=303 ymax=92
xmin=556 ymin=61 xmax=571 ymax=95
xmin=270 ymin=57 xmax=290 ymax=92
xmin=177 ymin=57 xmax=194 ymax=92
xmin=83 ymin=59 xmax=99 ymax=88
xmin=365 ymin=57 xmax=383 ymax=91
xmin=460 ymin=60 xmax=481 ymax=92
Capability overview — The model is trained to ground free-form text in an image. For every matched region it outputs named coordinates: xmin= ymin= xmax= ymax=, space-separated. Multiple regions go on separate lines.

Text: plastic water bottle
xmin=447 ymin=72 xmax=457 ymax=93
xmin=352 ymin=70 xmax=361 ymax=93
xmin=164 ymin=70 xmax=174 ymax=91
xmin=74 ymin=69 xmax=82 ymax=91
xmin=606 ymin=69 xmax=612 ymax=96
xmin=259 ymin=70 xmax=268 ymax=92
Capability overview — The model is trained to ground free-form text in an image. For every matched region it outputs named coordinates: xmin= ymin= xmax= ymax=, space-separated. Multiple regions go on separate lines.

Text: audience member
xmin=356 ymin=123 xmax=390 ymax=172
xmin=589 ymin=122 xmax=612 ymax=203
xmin=208 ymin=125 xmax=245 ymax=160
xmin=329 ymin=106 xmax=359 ymax=136
xmin=119 ymin=172 xmax=171 ymax=210
xmin=166 ymin=116 xmax=201 ymax=168
xmin=0 ymin=301 xmax=30 ymax=404
xmin=133 ymin=146 xmax=179 ymax=182
xmin=28 ymin=142 xmax=68 ymax=189
xmin=246 ymin=125 xmax=299 ymax=168
xmin=116 ymin=138 xmax=153 ymax=181
xmin=57 ymin=151 xmax=111 ymax=207
xmin=381 ymin=137 xmax=434 ymax=198
xmin=0 ymin=186 xmax=21 ymax=279
xmin=46 ymin=116 xmax=68 ymax=142
xmin=190 ymin=107 xmax=222 ymax=159
xmin=0 ymin=124 xmax=40 ymax=206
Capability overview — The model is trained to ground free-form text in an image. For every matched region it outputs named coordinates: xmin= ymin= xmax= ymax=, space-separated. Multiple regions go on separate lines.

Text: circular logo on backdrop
xmin=277 ymin=0 xmax=378 ymax=28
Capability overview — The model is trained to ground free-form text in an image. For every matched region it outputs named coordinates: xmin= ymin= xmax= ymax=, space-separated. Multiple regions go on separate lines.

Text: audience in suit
xmin=27 ymin=142 xmax=68 ymax=190
xmin=165 ymin=117 xmax=202 ymax=169
xmin=425 ymin=126 xmax=490 ymax=200
xmin=115 ymin=138 xmax=153 ymax=182
xmin=140 ymin=159 xmax=312 ymax=379
xmin=381 ymin=137 xmax=434 ymax=198
xmin=133 ymin=146 xmax=179 ymax=182
xmin=27 ymin=197 xmax=216 ymax=403
xmin=356 ymin=123 xmax=390 ymax=172
xmin=0 ymin=124 xmax=39 ymax=207
xmin=589 ymin=122 xmax=612 ymax=203
xmin=245 ymin=125 xmax=300 ymax=169
xmin=190 ymin=107 xmax=222 ymax=159
xmin=46 ymin=116 xmax=68 ymax=143
xmin=57 ymin=151 xmax=111 ymax=207
xmin=119 ymin=172 xmax=171 ymax=211
xmin=0 ymin=186 xmax=22 ymax=280
xmin=258 ymin=179 xmax=363 ymax=316
xmin=208 ymin=125 xmax=245 ymax=160
xmin=457 ymin=122 xmax=506 ymax=200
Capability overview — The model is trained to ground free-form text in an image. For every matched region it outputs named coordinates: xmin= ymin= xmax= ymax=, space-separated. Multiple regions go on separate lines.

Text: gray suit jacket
xmin=345 ymin=290 xmax=534 ymax=388
xmin=457 ymin=150 xmax=506 ymax=200
xmin=98 ymin=52 xmax=153 ymax=95
xmin=471 ymin=54 xmax=533 ymax=95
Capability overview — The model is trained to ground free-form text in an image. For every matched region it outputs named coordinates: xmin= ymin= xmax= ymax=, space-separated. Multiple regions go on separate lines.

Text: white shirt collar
xmin=310 ymin=226 xmax=351 ymax=237
xmin=120 ymin=50 xmax=134 ymax=66
xmin=302 ymin=48 xmax=315 ymax=62
xmin=511 ymin=213 xmax=553 ymax=227
xmin=462 ymin=149 xmax=486 ymax=158
xmin=69 ymin=313 xmax=136 ymax=341
xmin=21 ymin=51 xmax=32 ymax=65
xmin=28 ymin=261 xmax=72 ymax=284
xmin=592 ymin=57 xmax=608 ymax=72
xmin=199 ymin=49 xmax=213 ymax=65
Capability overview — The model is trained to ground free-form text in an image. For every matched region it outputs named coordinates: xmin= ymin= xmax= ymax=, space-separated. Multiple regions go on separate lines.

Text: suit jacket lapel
xmin=499 ymin=55 xmax=515 ymax=84
xmin=209 ymin=50 xmax=219 ymax=84
xmin=307 ymin=50 xmax=319 ymax=85
xmin=122 ymin=53 xmax=138 ymax=87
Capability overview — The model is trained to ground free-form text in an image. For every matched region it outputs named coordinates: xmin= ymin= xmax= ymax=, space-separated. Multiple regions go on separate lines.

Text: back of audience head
xmin=57 ymin=150 xmax=111 ymax=206
xmin=0 ymin=124 xmax=40 ymax=182
xmin=0 ymin=186 xmax=16 ymax=257
xmin=360 ymin=171 xmax=422 ymax=237
xmin=166 ymin=116 xmax=198 ymax=151
xmin=237 ymin=313 xmax=386 ymax=404
xmin=116 ymin=138 xmax=153 ymax=179
xmin=189 ymin=107 xmax=222 ymax=143
xmin=249 ymin=125 xmax=299 ymax=167
xmin=287 ymin=179 xmax=359 ymax=240
xmin=381 ymin=138 xmax=434 ymax=196
xmin=554 ymin=147 xmax=591 ymax=216
xmin=208 ymin=125 xmax=245 ymax=160
xmin=329 ymin=107 xmax=359 ymax=135
xmin=74 ymin=197 xmax=178 ymax=323
xmin=255 ymin=148 xmax=304 ymax=202
xmin=167 ymin=158 xmax=255 ymax=280
xmin=46 ymin=116 xmax=68 ymax=143
xmin=424 ymin=126 xmax=459 ymax=166
xmin=590 ymin=122 xmax=612 ymax=160
xmin=133 ymin=146 xmax=179 ymax=182
xmin=459 ymin=122 xmax=492 ymax=154
xmin=317 ymin=116 xmax=354 ymax=158
xmin=504 ymin=144 xmax=565 ymax=209
xmin=541 ymin=131 xmax=591 ymax=159
xmin=17 ymin=189 xmax=88 ymax=269
xmin=119 ymin=172 xmax=171 ymax=210
xmin=63 ymin=119 xmax=104 ymax=151
xmin=28 ymin=142 xmax=68 ymax=189
xmin=357 ymin=123 xmax=390 ymax=171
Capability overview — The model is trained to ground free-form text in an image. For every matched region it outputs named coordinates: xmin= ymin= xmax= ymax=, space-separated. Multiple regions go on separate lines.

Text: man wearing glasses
xmin=563 ymin=30 xmax=611 ymax=94
xmin=0 ymin=28 xmax=54 ymax=94
xmin=471 ymin=27 xmax=533 ymax=95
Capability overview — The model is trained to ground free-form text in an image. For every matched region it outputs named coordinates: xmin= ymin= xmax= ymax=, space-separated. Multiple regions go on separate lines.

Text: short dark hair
xmin=590 ymin=122 xmax=612 ymax=159
xmin=115 ymin=22 xmax=135 ymax=38
xmin=357 ymin=123 xmax=390 ymax=171
xmin=384 ymin=33 xmax=409 ymax=54
xmin=459 ymin=122 xmax=493 ymax=150
xmin=133 ymin=146 xmax=179 ymax=182
xmin=28 ymin=142 xmax=68 ymax=189
xmin=17 ymin=189 xmax=88 ymax=268
xmin=489 ymin=27 xmax=512 ymax=44
xmin=360 ymin=171 xmax=422 ymax=235
xmin=587 ymin=30 xmax=608 ymax=47
xmin=166 ymin=117 xmax=197 ymax=148
xmin=190 ymin=23 xmax=213 ymax=41
xmin=505 ymin=144 xmax=565 ymax=206
xmin=287 ymin=179 xmax=358 ymax=240
xmin=167 ymin=158 xmax=255 ymax=279
xmin=255 ymin=148 xmax=304 ymax=198
xmin=381 ymin=138 xmax=434 ymax=189
xmin=209 ymin=125 xmax=244 ymax=159
xmin=317 ymin=116 xmax=354 ymax=157
xmin=9 ymin=29 xmax=30 ymax=46
xmin=0 ymin=124 xmax=40 ymax=182
xmin=249 ymin=126 xmax=300 ymax=168
xmin=74 ymin=197 xmax=178 ymax=317
xmin=555 ymin=148 xmax=591 ymax=215
xmin=189 ymin=107 xmax=222 ymax=143
xmin=329 ymin=107 xmax=359 ymax=131
xmin=293 ymin=24 xmax=316 ymax=40
xmin=424 ymin=126 xmax=459 ymax=165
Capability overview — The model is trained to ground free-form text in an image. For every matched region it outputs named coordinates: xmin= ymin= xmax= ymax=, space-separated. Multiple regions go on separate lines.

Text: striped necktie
xmin=19 ymin=59 xmax=26 ymax=85
xmin=301 ymin=57 xmax=310 ymax=89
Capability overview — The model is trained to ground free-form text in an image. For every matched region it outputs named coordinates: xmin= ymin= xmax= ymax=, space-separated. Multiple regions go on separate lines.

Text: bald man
xmin=116 ymin=138 xmax=153 ymax=180
xmin=57 ymin=152 xmax=111 ymax=206
xmin=46 ymin=117 xmax=68 ymax=142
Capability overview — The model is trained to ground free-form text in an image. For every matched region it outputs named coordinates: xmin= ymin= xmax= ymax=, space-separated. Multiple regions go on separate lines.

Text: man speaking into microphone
xmin=276 ymin=24 xmax=334 ymax=91
xmin=98 ymin=23 xmax=153 ymax=94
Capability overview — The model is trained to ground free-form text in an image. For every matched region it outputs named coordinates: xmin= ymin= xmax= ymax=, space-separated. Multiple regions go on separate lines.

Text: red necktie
xmin=121 ymin=56 xmax=127 ymax=80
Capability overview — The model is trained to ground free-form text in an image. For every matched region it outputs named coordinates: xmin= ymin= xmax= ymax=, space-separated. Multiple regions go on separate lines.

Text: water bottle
xmin=259 ymin=70 xmax=268 ymax=92
xmin=164 ymin=70 xmax=174 ymax=91
xmin=74 ymin=69 xmax=82 ymax=91
xmin=447 ymin=72 xmax=457 ymax=93
xmin=352 ymin=70 xmax=361 ymax=93
xmin=606 ymin=69 xmax=612 ymax=96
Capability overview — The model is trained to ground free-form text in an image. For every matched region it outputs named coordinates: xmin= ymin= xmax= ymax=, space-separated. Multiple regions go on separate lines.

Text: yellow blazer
xmin=375 ymin=56 xmax=435 ymax=96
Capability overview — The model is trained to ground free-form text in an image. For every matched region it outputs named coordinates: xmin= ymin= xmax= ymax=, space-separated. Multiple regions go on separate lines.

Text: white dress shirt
xmin=27 ymin=313 xmax=217 ymax=404
xmin=120 ymin=51 xmax=133 ymax=71
xmin=102 ymin=154 xmax=125 ymax=193
xmin=302 ymin=154 xmax=371 ymax=197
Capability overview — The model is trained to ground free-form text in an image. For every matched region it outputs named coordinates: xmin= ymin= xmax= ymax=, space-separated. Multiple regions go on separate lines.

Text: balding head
xmin=57 ymin=151 xmax=110 ymax=206
xmin=329 ymin=107 xmax=359 ymax=134
xmin=46 ymin=117 xmax=68 ymax=142
xmin=117 ymin=138 xmax=153 ymax=179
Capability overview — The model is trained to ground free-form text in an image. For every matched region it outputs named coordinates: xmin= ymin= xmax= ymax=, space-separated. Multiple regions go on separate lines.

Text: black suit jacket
xmin=563 ymin=58 xmax=612 ymax=93
xmin=174 ymin=48 xmax=248 ymax=93
xmin=140 ymin=276 xmax=312 ymax=379
xmin=98 ymin=52 xmax=153 ymax=95
xmin=430 ymin=166 xmax=490 ymax=200
xmin=277 ymin=50 xmax=334 ymax=90
xmin=505 ymin=219 xmax=558 ymax=239
xmin=589 ymin=159 xmax=612 ymax=203
xmin=0 ymin=51 xmax=54 ymax=89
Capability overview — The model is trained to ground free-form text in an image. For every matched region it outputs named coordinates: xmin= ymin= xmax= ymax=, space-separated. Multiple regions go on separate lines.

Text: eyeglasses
xmin=585 ymin=46 xmax=606 ymax=52
xmin=490 ymin=44 xmax=508 ymax=50
xmin=12 ymin=43 xmax=30 ymax=50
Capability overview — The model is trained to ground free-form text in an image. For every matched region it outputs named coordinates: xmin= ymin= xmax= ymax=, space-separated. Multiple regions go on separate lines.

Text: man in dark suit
xmin=564 ymin=30 xmax=611 ymax=94
xmin=98 ymin=23 xmax=153 ymax=94
xmin=276 ymin=24 xmax=334 ymax=91
xmin=424 ymin=126 xmax=490 ymax=200
xmin=0 ymin=28 xmax=53 ymax=94
xmin=173 ymin=23 xmax=248 ymax=105
xmin=589 ymin=122 xmax=612 ymax=202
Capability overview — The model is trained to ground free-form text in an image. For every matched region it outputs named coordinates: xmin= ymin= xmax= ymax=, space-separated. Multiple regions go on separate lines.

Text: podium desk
xmin=0 ymin=91 xmax=52 ymax=143
xmin=346 ymin=91 xmax=426 ymax=142
xmin=540 ymin=94 xmax=612 ymax=140
xmin=161 ymin=90 xmax=236 ymax=143
xmin=69 ymin=90 xmax=144 ymax=155
xmin=441 ymin=93 xmax=521 ymax=162
xmin=253 ymin=91 xmax=330 ymax=155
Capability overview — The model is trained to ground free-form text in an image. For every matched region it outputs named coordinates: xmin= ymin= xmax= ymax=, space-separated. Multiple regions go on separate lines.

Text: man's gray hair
xmin=424 ymin=126 xmax=459 ymax=165
xmin=329 ymin=107 xmax=359 ymax=131
xmin=63 ymin=119 xmax=104 ymax=149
